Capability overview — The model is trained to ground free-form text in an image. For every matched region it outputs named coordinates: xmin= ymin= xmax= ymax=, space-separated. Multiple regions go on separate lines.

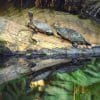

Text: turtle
xmin=55 ymin=27 xmax=91 ymax=48
xmin=28 ymin=11 xmax=54 ymax=35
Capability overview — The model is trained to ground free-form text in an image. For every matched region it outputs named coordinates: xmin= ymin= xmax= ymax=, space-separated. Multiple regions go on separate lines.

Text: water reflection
xmin=0 ymin=45 xmax=100 ymax=84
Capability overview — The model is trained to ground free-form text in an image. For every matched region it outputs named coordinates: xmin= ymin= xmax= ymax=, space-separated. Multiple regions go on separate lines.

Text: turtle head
xmin=28 ymin=11 xmax=33 ymax=24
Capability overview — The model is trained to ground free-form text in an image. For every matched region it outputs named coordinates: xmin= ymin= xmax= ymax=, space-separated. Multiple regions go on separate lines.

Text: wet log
xmin=0 ymin=58 xmax=71 ymax=85
xmin=0 ymin=46 xmax=100 ymax=85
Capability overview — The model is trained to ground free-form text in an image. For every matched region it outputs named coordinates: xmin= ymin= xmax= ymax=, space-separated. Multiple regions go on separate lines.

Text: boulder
xmin=0 ymin=17 xmax=31 ymax=51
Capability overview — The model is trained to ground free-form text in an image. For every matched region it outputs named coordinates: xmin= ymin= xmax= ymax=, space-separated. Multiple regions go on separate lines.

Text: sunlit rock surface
xmin=0 ymin=17 xmax=32 ymax=51
xmin=0 ymin=17 xmax=71 ymax=51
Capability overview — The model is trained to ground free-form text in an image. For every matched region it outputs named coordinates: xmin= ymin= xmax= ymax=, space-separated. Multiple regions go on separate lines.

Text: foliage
xmin=1 ymin=77 xmax=34 ymax=100
xmin=43 ymin=59 xmax=100 ymax=100
xmin=0 ymin=59 xmax=100 ymax=100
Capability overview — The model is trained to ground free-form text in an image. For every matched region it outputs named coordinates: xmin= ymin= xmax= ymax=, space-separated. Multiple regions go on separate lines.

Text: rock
xmin=31 ymin=33 xmax=71 ymax=49
xmin=0 ymin=17 xmax=71 ymax=53
xmin=0 ymin=17 xmax=31 ymax=51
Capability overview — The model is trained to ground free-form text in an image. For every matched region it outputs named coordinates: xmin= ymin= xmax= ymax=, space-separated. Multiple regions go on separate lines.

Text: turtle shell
xmin=56 ymin=27 xmax=89 ymax=44
xmin=29 ymin=20 xmax=53 ymax=35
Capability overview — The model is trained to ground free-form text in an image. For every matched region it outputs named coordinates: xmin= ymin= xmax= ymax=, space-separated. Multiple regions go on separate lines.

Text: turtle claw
xmin=71 ymin=59 xmax=79 ymax=64
xmin=72 ymin=42 xmax=78 ymax=48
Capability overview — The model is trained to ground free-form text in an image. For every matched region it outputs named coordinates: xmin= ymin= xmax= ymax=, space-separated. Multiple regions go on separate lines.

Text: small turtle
xmin=28 ymin=11 xmax=53 ymax=35
xmin=55 ymin=27 xmax=91 ymax=48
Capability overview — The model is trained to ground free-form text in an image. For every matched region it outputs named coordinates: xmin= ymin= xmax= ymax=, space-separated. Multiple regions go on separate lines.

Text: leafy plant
xmin=0 ymin=59 xmax=100 ymax=100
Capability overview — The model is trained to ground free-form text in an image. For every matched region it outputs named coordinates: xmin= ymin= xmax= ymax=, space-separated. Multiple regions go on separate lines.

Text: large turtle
xmin=55 ymin=27 xmax=91 ymax=48
xmin=28 ymin=11 xmax=53 ymax=35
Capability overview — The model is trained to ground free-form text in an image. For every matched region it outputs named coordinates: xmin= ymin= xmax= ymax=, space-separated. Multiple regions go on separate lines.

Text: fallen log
xmin=0 ymin=58 xmax=71 ymax=85
xmin=2 ymin=46 xmax=100 ymax=59
xmin=0 ymin=46 xmax=100 ymax=85
xmin=31 ymin=58 xmax=90 ymax=81
xmin=0 ymin=58 xmax=90 ymax=85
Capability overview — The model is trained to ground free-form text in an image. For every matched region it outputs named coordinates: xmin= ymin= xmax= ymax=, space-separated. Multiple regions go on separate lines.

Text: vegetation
xmin=0 ymin=59 xmax=100 ymax=100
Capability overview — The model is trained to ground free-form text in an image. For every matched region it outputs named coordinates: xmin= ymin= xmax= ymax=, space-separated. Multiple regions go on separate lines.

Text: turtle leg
xmin=85 ymin=41 xmax=92 ymax=48
xmin=72 ymin=42 xmax=78 ymax=48
xmin=34 ymin=28 xmax=38 ymax=33
xmin=27 ymin=22 xmax=30 ymax=27
xmin=27 ymin=22 xmax=38 ymax=34
xmin=71 ymin=58 xmax=79 ymax=64
xmin=27 ymin=22 xmax=33 ymax=28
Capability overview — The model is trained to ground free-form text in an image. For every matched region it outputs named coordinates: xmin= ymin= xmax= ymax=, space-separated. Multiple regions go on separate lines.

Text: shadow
xmin=0 ymin=44 xmax=12 ymax=67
